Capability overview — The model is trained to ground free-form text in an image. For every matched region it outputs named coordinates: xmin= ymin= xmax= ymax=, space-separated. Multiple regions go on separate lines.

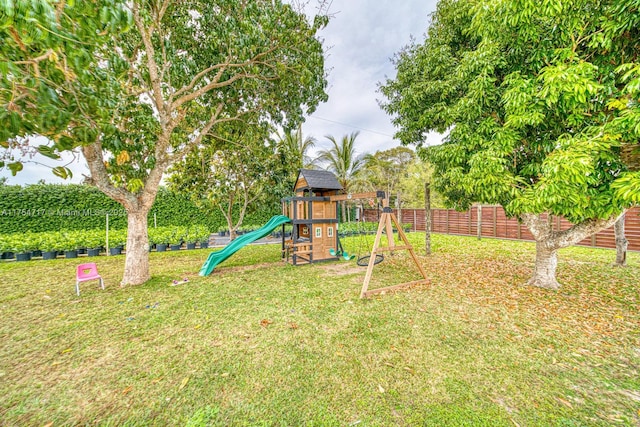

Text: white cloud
xmin=303 ymin=0 xmax=442 ymax=157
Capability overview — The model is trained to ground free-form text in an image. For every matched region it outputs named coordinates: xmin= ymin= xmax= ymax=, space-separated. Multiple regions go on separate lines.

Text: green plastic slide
xmin=199 ymin=215 xmax=291 ymax=276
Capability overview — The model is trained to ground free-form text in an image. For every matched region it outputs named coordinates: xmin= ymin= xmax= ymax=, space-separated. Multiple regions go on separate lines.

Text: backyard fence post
xmin=477 ymin=205 xmax=482 ymax=240
xmin=425 ymin=182 xmax=431 ymax=255
xmin=154 ymin=212 xmax=157 ymax=228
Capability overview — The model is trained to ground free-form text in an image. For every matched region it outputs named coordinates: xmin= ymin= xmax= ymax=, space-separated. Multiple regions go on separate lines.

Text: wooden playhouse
xmin=281 ymin=169 xmax=343 ymax=265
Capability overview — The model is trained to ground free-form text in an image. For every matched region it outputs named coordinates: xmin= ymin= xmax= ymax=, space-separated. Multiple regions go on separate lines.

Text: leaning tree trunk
xmin=614 ymin=213 xmax=628 ymax=267
xmin=521 ymin=212 xmax=624 ymax=290
xmin=122 ymin=208 xmax=151 ymax=285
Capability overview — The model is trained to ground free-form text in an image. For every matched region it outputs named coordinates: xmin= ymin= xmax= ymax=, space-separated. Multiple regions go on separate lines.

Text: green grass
xmin=1 ymin=234 xmax=639 ymax=426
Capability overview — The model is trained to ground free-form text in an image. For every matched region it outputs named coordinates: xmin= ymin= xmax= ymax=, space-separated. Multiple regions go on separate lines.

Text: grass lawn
xmin=1 ymin=233 xmax=638 ymax=426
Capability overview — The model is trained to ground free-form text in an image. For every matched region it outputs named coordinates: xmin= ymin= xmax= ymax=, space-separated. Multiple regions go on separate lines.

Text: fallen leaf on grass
xmin=556 ymin=397 xmax=573 ymax=408
xmin=288 ymin=322 xmax=299 ymax=330
xmin=43 ymin=423 xmax=53 ymax=427
xmin=179 ymin=377 xmax=189 ymax=390
xmin=122 ymin=386 xmax=133 ymax=395
xmin=194 ymin=324 xmax=201 ymax=330
xmin=151 ymin=377 xmax=164 ymax=384
xmin=377 ymin=384 xmax=385 ymax=393
xmin=260 ymin=319 xmax=272 ymax=327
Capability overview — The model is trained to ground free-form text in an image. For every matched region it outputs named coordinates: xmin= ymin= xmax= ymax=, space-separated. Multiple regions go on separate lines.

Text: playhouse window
xmin=327 ymin=227 xmax=334 ymax=237
xmin=315 ymin=227 xmax=322 ymax=238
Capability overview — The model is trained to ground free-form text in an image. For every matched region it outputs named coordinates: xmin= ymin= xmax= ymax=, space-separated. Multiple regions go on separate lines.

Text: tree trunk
xmin=527 ymin=241 xmax=560 ymax=290
xmin=521 ymin=212 xmax=623 ymax=290
xmin=122 ymin=208 xmax=151 ymax=285
xmin=614 ymin=213 xmax=628 ymax=267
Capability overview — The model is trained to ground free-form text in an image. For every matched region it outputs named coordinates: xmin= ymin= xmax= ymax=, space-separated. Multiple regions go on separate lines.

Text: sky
xmin=1 ymin=0 xmax=442 ymax=186
xmin=302 ymin=0 xmax=442 ymax=158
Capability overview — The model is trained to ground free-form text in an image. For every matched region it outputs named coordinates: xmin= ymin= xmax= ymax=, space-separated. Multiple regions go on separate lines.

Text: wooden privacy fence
xmin=362 ymin=206 xmax=640 ymax=251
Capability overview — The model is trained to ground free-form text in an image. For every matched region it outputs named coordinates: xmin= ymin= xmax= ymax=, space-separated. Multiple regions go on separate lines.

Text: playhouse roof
xmin=296 ymin=169 xmax=343 ymax=192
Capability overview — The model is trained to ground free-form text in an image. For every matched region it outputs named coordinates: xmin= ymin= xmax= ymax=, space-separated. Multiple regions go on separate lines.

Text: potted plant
xmin=30 ymin=233 xmax=44 ymax=258
xmin=169 ymin=226 xmax=185 ymax=251
xmin=0 ymin=233 xmax=15 ymax=260
xmin=152 ymin=227 xmax=172 ymax=252
xmin=197 ymin=225 xmax=210 ymax=248
xmin=108 ymin=229 xmax=126 ymax=255
xmin=84 ymin=229 xmax=104 ymax=257
xmin=184 ymin=227 xmax=199 ymax=250
xmin=40 ymin=232 xmax=62 ymax=260
xmin=61 ymin=231 xmax=81 ymax=258
xmin=0 ymin=234 xmax=10 ymax=260
xmin=148 ymin=227 xmax=160 ymax=252
xmin=8 ymin=233 xmax=36 ymax=261
xmin=217 ymin=225 xmax=227 ymax=237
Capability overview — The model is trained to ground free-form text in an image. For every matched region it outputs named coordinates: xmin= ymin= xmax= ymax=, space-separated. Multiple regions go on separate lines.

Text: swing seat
xmin=329 ymin=248 xmax=342 ymax=257
xmin=356 ymin=254 xmax=384 ymax=267
xmin=342 ymin=251 xmax=355 ymax=261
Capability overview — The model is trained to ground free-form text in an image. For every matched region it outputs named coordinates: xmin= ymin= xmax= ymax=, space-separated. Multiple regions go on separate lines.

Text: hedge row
xmin=0 ymin=184 xmax=280 ymax=233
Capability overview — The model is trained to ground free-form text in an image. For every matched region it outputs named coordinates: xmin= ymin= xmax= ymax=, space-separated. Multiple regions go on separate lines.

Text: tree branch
xmin=131 ymin=3 xmax=168 ymax=126
xmin=82 ymin=141 xmax=136 ymax=209
xmin=170 ymin=46 xmax=281 ymax=109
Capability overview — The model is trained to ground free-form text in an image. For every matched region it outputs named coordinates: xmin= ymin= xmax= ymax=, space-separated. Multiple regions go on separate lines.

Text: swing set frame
xmin=329 ymin=193 xmax=429 ymax=298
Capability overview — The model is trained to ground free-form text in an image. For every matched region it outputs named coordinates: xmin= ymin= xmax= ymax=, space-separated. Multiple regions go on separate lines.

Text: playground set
xmin=199 ymin=169 xmax=428 ymax=298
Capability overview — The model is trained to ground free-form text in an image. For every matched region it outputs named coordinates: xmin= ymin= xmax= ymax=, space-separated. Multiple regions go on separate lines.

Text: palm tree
xmin=317 ymin=131 xmax=365 ymax=221
xmin=277 ymin=125 xmax=317 ymax=170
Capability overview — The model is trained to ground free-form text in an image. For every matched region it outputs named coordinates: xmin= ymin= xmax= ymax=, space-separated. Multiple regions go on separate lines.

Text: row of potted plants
xmin=0 ymin=225 xmax=211 ymax=261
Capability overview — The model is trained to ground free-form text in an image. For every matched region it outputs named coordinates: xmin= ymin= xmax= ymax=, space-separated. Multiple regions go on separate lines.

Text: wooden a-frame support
xmin=360 ymin=203 xmax=429 ymax=298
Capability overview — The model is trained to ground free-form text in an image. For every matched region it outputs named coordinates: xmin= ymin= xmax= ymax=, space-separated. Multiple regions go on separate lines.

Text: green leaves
xmin=37 ymin=145 xmax=60 ymax=160
xmin=612 ymin=172 xmax=640 ymax=204
xmin=7 ymin=161 xmax=22 ymax=176
xmin=381 ymin=0 xmax=639 ymax=223
xmin=52 ymin=166 xmax=72 ymax=179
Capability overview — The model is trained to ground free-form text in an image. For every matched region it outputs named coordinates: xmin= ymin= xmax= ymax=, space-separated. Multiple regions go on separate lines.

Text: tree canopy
xmin=1 ymin=0 xmax=329 ymax=285
xmin=168 ymin=119 xmax=280 ymax=240
xmin=381 ymin=0 xmax=640 ymax=288
xmin=0 ymin=0 xmax=131 ymax=177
